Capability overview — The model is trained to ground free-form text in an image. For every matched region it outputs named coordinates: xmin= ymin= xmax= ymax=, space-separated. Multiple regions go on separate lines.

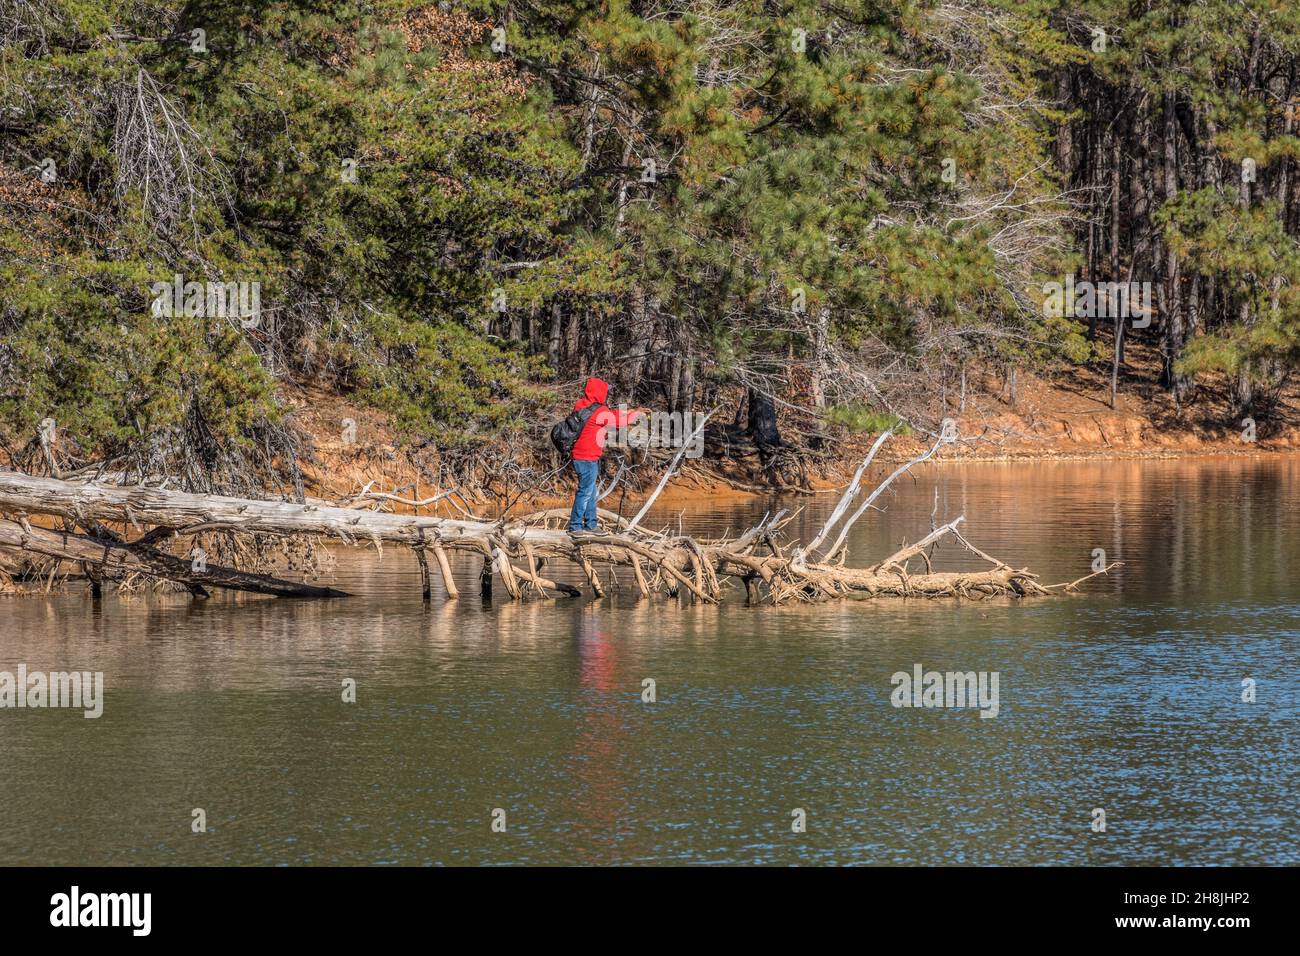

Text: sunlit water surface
xmin=1 ymin=458 xmax=1297 ymax=865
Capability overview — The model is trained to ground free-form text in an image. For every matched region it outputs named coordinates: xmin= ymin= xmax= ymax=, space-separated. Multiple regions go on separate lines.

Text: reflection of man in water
xmin=568 ymin=612 xmax=630 ymax=859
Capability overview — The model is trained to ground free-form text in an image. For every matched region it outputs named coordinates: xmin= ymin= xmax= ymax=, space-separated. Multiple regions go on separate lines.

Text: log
xmin=0 ymin=546 xmax=37 ymax=580
xmin=0 ymin=519 xmax=349 ymax=598
xmin=0 ymin=471 xmax=530 ymax=546
xmin=0 ymin=431 xmax=1080 ymax=606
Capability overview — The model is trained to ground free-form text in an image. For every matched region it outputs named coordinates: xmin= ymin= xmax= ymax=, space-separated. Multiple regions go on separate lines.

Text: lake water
xmin=1 ymin=457 xmax=1297 ymax=865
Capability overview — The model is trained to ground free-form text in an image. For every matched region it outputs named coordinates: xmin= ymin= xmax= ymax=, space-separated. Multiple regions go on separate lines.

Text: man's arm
xmin=608 ymin=406 xmax=648 ymax=428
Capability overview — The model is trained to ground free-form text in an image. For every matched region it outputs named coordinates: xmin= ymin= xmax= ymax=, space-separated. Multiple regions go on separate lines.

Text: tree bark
xmin=0 ymin=519 xmax=348 ymax=597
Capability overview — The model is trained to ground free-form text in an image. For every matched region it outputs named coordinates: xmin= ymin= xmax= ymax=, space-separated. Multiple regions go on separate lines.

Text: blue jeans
xmin=568 ymin=459 xmax=599 ymax=531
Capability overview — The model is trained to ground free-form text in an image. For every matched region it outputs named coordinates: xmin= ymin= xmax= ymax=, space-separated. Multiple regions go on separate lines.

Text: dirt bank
xmin=283 ymin=338 xmax=1300 ymax=512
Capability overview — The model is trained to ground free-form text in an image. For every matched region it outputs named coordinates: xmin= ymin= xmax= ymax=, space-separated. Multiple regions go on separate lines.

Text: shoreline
xmin=480 ymin=442 xmax=1300 ymax=513
xmin=283 ymin=340 xmax=1300 ymax=511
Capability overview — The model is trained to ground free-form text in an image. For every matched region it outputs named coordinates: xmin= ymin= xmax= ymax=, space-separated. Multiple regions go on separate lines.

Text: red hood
xmin=576 ymin=377 xmax=609 ymax=409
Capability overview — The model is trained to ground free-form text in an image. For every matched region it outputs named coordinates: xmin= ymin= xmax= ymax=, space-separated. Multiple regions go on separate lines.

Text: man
xmin=568 ymin=377 xmax=645 ymax=533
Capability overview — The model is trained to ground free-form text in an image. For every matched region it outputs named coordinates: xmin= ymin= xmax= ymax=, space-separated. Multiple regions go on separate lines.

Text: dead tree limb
xmin=624 ymin=410 xmax=714 ymax=533
xmin=821 ymin=435 xmax=947 ymax=561
xmin=805 ymin=429 xmax=892 ymax=554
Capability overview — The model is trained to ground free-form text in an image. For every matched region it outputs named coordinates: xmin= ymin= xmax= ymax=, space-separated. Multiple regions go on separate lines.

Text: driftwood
xmin=0 ymin=431 xmax=1069 ymax=602
xmin=0 ymin=518 xmax=348 ymax=598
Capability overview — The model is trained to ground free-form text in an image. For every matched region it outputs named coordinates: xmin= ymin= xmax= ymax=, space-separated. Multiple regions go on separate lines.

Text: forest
xmin=3 ymin=1 xmax=1300 ymax=495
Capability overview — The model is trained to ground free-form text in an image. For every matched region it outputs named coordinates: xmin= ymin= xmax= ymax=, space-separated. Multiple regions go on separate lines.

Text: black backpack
xmin=550 ymin=402 xmax=604 ymax=456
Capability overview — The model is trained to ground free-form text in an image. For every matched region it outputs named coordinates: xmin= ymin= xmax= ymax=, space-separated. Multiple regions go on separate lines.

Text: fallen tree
xmin=0 ymin=519 xmax=348 ymax=598
xmin=0 ymin=432 xmax=1084 ymax=602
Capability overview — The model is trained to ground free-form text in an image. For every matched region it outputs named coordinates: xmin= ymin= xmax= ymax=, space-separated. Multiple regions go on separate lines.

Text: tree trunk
xmin=1161 ymin=91 xmax=1187 ymax=400
xmin=0 ymin=519 xmax=348 ymax=597
xmin=547 ymin=302 xmax=563 ymax=369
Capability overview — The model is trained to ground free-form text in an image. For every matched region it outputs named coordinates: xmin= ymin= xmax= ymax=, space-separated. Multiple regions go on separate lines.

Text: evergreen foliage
xmin=2 ymin=1 xmax=1297 ymax=486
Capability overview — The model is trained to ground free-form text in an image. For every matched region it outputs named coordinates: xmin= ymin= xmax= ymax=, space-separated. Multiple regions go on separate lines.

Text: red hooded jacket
xmin=571 ymin=377 xmax=640 ymax=461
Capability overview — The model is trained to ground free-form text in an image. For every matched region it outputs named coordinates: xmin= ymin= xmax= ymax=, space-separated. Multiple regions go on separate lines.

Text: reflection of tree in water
xmin=1123 ymin=459 xmax=1293 ymax=604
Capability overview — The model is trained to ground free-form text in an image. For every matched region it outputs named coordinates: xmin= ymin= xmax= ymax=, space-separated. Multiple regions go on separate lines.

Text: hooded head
xmin=579 ymin=376 xmax=609 ymax=408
